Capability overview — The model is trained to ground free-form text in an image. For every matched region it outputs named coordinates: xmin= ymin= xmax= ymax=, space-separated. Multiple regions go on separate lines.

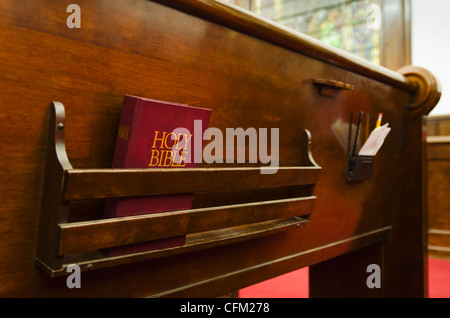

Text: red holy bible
xmin=103 ymin=95 xmax=212 ymax=256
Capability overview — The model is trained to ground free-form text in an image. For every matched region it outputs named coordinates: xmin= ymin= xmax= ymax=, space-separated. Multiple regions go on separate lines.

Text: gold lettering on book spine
xmin=118 ymin=125 xmax=130 ymax=140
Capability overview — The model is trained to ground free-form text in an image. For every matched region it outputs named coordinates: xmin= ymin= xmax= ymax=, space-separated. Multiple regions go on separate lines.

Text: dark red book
xmin=103 ymin=95 xmax=211 ymax=256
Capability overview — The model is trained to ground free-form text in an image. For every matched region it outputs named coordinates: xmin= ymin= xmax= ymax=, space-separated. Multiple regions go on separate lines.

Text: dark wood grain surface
xmin=427 ymin=133 xmax=450 ymax=258
xmin=0 ymin=0 xmax=439 ymax=297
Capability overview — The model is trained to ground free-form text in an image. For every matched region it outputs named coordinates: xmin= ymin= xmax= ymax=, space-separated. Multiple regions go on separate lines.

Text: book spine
xmin=103 ymin=97 xmax=138 ymax=219
xmin=111 ymin=96 xmax=137 ymax=168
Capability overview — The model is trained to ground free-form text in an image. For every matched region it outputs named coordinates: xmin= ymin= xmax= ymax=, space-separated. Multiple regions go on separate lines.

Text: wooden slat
xmin=427 ymin=137 xmax=450 ymax=160
xmin=62 ymin=166 xmax=320 ymax=201
xmin=48 ymin=217 xmax=308 ymax=277
xmin=58 ymin=196 xmax=316 ymax=255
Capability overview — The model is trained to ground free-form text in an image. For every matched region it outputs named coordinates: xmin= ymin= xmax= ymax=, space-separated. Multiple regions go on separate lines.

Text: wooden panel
xmin=154 ymin=0 xmax=416 ymax=92
xmin=427 ymin=137 xmax=450 ymax=160
xmin=429 ymin=230 xmax=450 ymax=247
xmin=427 ymin=137 xmax=450 ymax=258
xmin=427 ymin=115 xmax=450 ymax=136
xmin=155 ymin=226 xmax=391 ymax=297
xmin=310 ymin=243 xmax=385 ymax=297
xmin=0 ymin=0 xmax=440 ymax=297
xmin=429 ymin=231 xmax=450 ymax=257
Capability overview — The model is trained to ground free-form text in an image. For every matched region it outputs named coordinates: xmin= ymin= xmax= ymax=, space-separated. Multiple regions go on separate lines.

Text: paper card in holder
xmin=358 ymin=123 xmax=391 ymax=157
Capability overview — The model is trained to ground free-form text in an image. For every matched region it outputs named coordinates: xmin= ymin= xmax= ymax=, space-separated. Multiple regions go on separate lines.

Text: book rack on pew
xmin=35 ymin=101 xmax=321 ymax=278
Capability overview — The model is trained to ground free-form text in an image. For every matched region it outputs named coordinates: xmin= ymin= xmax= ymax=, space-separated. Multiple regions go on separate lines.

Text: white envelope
xmin=358 ymin=123 xmax=391 ymax=156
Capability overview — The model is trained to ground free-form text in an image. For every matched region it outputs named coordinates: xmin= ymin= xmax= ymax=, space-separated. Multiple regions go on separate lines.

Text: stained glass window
xmin=227 ymin=0 xmax=381 ymax=64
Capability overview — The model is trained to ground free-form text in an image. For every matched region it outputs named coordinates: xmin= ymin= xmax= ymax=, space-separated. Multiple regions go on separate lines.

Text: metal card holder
xmin=345 ymin=111 xmax=375 ymax=182
xmin=346 ymin=155 xmax=375 ymax=181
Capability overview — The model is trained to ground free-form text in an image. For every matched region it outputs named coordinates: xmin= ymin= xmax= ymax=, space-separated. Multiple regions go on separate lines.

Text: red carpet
xmin=239 ymin=257 xmax=450 ymax=298
xmin=429 ymin=257 xmax=450 ymax=298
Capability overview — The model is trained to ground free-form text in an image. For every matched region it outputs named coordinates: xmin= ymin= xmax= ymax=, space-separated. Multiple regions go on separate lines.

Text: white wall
xmin=411 ymin=0 xmax=450 ymax=116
